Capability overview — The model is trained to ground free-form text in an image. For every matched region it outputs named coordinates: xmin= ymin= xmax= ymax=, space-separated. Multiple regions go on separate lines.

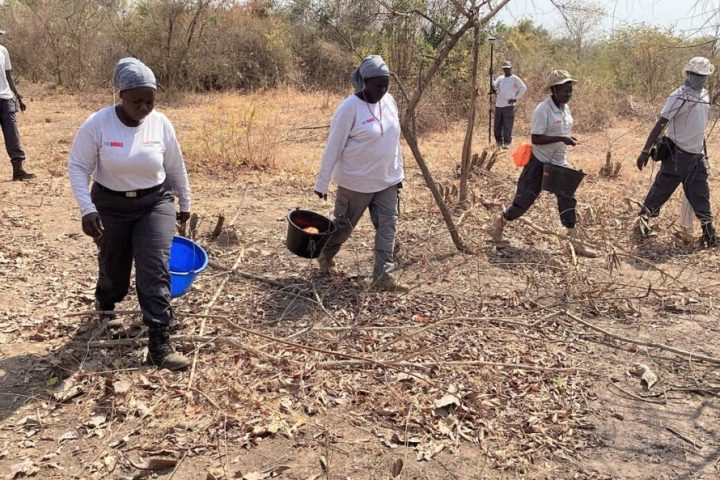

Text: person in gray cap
xmin=68 ymin=57 xmax=192 ymax=370
xmin=488 ymin=69 xmax=597 ymax=258
xmin=492 ymin=60 xmax=527 ymax=149
xmin=635 ymin=56 xmax=716 ymax=248
xmin=0 ymin=28 xmax=34 ymax=180
xmin=314 ymin=55 xmax=406 ymax=292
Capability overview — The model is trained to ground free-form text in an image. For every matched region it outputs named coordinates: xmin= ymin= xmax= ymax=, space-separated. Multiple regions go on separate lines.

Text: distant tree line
xmin=0 ymin=0 xmax=716 ymax=125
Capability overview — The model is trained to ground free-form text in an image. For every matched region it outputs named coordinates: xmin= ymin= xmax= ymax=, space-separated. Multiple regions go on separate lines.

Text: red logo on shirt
xmin=365 ymin=118 xmax=376 ymax=123
xmin=103 ymin=141 xmax=124 ymax=148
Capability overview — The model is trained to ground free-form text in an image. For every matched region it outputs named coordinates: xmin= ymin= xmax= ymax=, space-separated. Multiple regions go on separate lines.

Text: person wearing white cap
xmin=488 ymin=69 xmax=597 ymax=257
xmin=635 ymin=56 xmax=716 ymax=248
xmin=491 ymin=60 xmax=527 ymax=149
xmin=0 ymin=28 xmax=34 ymax=180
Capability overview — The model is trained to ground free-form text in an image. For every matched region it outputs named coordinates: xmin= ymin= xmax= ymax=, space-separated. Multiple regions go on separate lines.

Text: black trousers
xmin=504 ymin=155 xmax=577 ymax=228
xmin=494 ymin=106 xmax=515 ymax=145
xmin=91 ymin=183 xmax=176 ymax=326
xmin=642 ymin=150 xmax=713 ymax=223
xmin=0 ymin=99 xmax=25 ymax=164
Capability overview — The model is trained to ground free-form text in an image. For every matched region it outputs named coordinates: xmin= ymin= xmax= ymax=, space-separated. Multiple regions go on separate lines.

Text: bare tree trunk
xmin=459 ymin=22 xmax=481 ymax=207
xmin=398 ymin=0 xmax=510 ymax=253
xmin=401 ymin=123 xmax=473 ymax=253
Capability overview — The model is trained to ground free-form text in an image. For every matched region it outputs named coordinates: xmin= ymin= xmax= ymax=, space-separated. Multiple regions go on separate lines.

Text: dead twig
xmin=318 ymin=359 xmax=594 ymax=374
xmin=565 ymin=310 xmax=720 ymax=365
xmin=209 ymin=260 xmax=286 ymax=288
xmin=188 ymin=249 xmax=245 ymax=391
xmin=607 ymin=380 xmax=666 ymax=405
xmin=80 ymin=334 xmax=282 ymax=363
xmin=665 ymin=426 xmax=702 ymax=450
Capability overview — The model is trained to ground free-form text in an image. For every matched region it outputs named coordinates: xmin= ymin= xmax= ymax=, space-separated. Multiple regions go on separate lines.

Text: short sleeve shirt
xmin=530 ymin=97 xmax=573 ymax=166
xmin=660 ymin=85 xmax=709 ymax=154
xmin=0 ymin=45 xmax=13 ymax=100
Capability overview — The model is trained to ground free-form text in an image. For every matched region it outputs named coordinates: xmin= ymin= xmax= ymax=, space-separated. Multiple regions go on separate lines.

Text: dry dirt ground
xmin=0 ymin=86 xmax=719 ymax=480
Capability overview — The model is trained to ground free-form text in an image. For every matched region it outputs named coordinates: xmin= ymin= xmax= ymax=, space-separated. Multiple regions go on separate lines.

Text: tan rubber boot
xmin=317 ymin=254 xmax=336 ymax=274
xmin=95 ymin=300 xmax=124 ymax=328
xmin=488 ymin=214 xmax=508 ymax=243
xmin=672 ymin=226 xmax=696 ymax=245
xmin=372 ymin=276 xmax=410 ymax=293
xmin=634 ymin=214 xmax=657 ymax=239
xmin=567 ymin=228 xmax=599 ymax=258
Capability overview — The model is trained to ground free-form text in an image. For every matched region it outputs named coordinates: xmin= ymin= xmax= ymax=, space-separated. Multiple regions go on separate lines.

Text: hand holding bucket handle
xmin=176 ymin=211 xmax=191 ymax=236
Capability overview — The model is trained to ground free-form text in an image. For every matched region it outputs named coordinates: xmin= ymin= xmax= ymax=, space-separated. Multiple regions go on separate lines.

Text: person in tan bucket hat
xmin=635 ymin=56 xmax=716 ymax=248
xmin=487 ymin=69 xmax=597 ymax=257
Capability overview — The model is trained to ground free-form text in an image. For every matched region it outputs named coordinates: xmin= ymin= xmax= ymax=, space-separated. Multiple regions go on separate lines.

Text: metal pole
xmin=488 ymin=37 xmax=495 ymax=145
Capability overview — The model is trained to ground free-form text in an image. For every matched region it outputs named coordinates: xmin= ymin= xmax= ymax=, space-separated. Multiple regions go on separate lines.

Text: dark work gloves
xmin=177 ymin=211 xmax=191 ymax=224
xmin=636 ymin=151 xmax=650 ymax=171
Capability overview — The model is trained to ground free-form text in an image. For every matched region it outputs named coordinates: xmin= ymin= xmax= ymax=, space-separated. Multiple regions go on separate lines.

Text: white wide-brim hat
xmin=683 ymin=57 xmax=715 ymax=76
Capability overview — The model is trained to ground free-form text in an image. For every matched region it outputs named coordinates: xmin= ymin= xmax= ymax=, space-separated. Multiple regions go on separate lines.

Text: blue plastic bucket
xmin=169 ymin=236 xmax=209 ymax=298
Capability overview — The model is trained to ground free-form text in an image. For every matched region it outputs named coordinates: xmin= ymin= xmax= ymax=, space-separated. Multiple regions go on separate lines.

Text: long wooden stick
xmin=564 ymin=310 xmax=720 ymax=365
xmin=208 ymin=260 xmax=286 ymax=288
xmin=81 ymin=334 xmax=280 ymax=363
xmin=317 ymin=359 xmax=592 ymax=373
xmin=187 ymin=250 xmax=244 ymax=390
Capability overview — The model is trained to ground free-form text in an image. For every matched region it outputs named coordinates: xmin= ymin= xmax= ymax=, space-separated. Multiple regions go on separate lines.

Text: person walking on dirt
xmin=0 ymin=28 xmax=34 ymax=181
xmin=635 ymin=56 xmax=716 ymax=248
xmin=68 ymin=57 xmax=192 ymax=371
xmin=313 ymin=55 xmax=406 ymax=292
xmin=488 ymin=70 xmax=597 ymax=258
xmin=492 ymin=60 xmax=527 ymax=149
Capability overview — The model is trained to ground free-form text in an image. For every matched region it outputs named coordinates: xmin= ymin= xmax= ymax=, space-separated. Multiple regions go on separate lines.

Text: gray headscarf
xmin=350 ymin=55 xmax=390 ymax=92
xmin=113 ymin=57 xmax=157 ymax=92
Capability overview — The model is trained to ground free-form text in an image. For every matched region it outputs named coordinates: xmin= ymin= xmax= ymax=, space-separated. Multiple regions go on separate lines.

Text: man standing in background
xmin=0 ymin=28 xmax=34 ymax=181
xmin=492 ymin=60 xmax=527 ymax=149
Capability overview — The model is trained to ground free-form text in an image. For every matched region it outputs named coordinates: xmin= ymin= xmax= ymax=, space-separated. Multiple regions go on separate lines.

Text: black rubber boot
xmin=11 ymin=160 xmax=36 ymax=181
xmin=147 ymin=325 xmax=190 ymax=371
xmin=700 ymin=223 xmax=717 ymax=248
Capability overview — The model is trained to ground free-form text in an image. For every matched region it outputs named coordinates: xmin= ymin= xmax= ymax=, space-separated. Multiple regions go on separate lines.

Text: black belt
xmin=95 ymin=182 xmax=163 ymax=198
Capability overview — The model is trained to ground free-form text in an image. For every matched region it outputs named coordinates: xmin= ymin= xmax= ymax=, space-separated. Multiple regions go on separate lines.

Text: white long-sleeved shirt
xmin=493 ymin=74 xmax=527 ymax=108
xmin=314 ymin=93 xmax=404 ymax=195
xmin=68 ymin=106 xmax=191 ymax=217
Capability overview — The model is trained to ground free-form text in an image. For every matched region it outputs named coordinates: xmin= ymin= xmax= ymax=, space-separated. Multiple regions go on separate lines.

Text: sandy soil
xmin=0 ymin=86 xmax=718 ymax=479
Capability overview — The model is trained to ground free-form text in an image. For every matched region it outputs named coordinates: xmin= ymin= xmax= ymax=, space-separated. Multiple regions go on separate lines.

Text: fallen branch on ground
xmin=565 ymin=310 xmax=720 ymax=365
xmin=188 ymin=250 xmax=245 ymax=390
xmin=318 ymin=359 xmax=593 ymax=373
xmin=209 ymin=260 xmax=286 ymax=288
xmin=78 ymin=334 xmax=282 ymax=363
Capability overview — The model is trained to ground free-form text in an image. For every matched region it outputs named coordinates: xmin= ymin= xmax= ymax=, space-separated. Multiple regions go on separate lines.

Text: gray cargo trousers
xmin=321 ymin=184 xmax=400 ymax=280
xmin=91 ymin=182 xmax=176 ymax=326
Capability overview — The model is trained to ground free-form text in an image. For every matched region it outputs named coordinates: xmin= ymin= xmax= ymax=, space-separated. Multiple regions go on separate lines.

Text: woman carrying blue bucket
xmin=487 ymin=69 xmax=597 ymax=258
xmin=68 ymin=58 xmax=192 ymax=371
xmin=313 ymin=55 xmax=407 ymax=292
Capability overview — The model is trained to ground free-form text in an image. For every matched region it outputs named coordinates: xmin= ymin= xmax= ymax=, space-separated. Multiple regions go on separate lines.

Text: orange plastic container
xmin=512 ymin=141 xmax=532 ymax=167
